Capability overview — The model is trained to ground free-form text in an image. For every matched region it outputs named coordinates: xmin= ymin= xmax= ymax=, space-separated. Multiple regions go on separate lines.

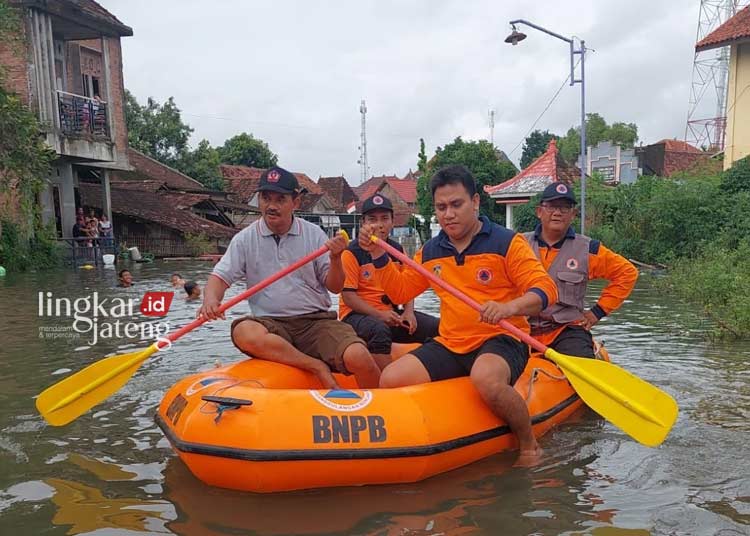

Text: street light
xmin=505 ymin=19 xmax=588 ymax=234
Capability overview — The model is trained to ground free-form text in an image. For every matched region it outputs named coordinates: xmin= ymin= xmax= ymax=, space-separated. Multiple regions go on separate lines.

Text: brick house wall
xmin=0 ymin=5 xmax=31 ymax=106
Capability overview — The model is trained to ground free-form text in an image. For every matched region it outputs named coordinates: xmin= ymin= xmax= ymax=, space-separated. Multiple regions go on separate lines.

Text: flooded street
xmin=0 ymin=261 xmax=748 ymax=535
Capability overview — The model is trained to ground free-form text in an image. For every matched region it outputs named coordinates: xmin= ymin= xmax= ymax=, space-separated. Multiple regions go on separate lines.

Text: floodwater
xmin=0 ymin=260 xmax=748 ymax=535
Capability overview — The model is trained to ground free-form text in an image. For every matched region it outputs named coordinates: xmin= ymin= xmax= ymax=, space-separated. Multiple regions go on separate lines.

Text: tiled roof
xmin=22 ymin=0 xmax=135 ymax=36
xmin=401 ymin=169 xmax=422 ymax=181
xmin=318 ymin=176 xmax=358 ymax=211
xmin=658 ymin=139 xmax=702 ymax=154
xmin=485 ymin=139 xmax=579 ymax=199
xmin=159 ymin=192 xmax=212 ymax=209
xmin=353 ymin=175 xmax=418 ymax=204
xmin=220 ymin=165 xmax=262 ymax=204
xmin=123 ymin=148 xmax=206 ymax=191
xmin=353 ymin=176 xmax=391 ymax=201
xmin=696 ymin=6 xmax=750 ymax=51
xmin=71 ymin=0 xmax=132 ymax=34
xmin=220 ymin=165 xmax=328 ymax=205
xmin=78 ymin=183 xmax=236 ymax=239
xmin=388 ymin=177 xmax=418 ymax=204
xmin=298 ymin=193 xmax=328 ymax=212
xmin=109 ymin=180 xmax=166 ymax=193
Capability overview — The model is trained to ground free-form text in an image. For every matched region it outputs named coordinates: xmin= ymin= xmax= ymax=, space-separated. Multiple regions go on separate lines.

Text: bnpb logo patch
xmin=373 ymin=195 xmax=384 ymax=205
xmin=432 ymin=264 xmax=442 ymax=277
xmin=267 ymin=170 xmax=280 ymax=183
xmin=476 ymin=267 xmax=493 ymax=284
xmin=310 ymin=389 xmax=373 ymax=412
xmin=556 ymin=183 xmax=568 ymax=194
xmin=566 ymin=258 xmax=579 ymax=270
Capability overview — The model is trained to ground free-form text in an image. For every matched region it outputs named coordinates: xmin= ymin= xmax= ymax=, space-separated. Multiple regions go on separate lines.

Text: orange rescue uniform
xmin=527 ymin=226 xmax=638 ymax=346
xmin=372 ymin=217 xmax=558 ymax=354
xmin=339 ymin=238 xmax=405 ymax=320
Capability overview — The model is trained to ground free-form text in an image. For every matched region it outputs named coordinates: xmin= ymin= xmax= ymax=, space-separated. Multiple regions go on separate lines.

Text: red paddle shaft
xmin=156 ymin=243 xmax=332 ymax=350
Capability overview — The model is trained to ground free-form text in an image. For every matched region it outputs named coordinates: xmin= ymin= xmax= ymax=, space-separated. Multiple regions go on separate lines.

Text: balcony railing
xmin=57 ymin=91 xmax=110 ymax=139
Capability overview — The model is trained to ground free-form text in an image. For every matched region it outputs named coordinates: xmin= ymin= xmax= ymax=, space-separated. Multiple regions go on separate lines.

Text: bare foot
xmin=514 ymin=446 xmax=544 ymax=468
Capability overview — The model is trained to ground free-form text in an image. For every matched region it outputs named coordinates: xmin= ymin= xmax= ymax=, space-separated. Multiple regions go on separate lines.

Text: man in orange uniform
xmin=524 ymin=182 xmax=638 ymax=357
xmin=359 ymin=165 xmax=558 ymax=465
xmin=340 ymin=194 xmax=439 ymax=370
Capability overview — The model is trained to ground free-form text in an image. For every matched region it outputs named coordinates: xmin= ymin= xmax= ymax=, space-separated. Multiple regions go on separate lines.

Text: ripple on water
xmin=1 ymin=266 xmax=748 ymax=536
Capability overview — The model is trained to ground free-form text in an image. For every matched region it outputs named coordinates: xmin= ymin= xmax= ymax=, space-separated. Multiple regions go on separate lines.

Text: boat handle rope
xmin=525 ymin=367 xmax=567 ymax=401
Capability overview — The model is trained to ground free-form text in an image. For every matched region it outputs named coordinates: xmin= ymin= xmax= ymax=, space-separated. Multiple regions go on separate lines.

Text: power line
xmin=507 ymin=56 xmax=583 ymax=158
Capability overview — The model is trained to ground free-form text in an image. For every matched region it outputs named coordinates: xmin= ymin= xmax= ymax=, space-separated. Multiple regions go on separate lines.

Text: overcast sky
xmin=103 ymin=0 xmax=716 ymax=185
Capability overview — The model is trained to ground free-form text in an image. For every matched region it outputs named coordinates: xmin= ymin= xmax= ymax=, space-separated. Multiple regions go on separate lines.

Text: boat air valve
xmin=201 ymin=395 xmax=253 ymax=424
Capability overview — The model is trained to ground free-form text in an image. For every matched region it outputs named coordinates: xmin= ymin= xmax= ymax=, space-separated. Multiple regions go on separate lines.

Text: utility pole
xmin=357 ymin=100 xmax=369 ymax=183
xmin=488 ymin=109 xmax=495 ymax=147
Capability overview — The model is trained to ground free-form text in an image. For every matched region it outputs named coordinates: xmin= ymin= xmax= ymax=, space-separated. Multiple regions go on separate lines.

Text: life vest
xmin=524 ymin=231 xmax=590 ymax=335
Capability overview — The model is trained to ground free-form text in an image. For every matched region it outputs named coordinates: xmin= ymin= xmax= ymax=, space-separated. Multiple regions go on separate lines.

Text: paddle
xmin=370 ymin=235 xmax=678 ymax=447
xmin=36 ymin=231 xmax=349 ymax=426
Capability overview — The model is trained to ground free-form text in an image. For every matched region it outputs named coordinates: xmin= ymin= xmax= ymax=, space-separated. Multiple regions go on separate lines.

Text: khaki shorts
xmin=231 ymin=311 xmax=364 ymax=373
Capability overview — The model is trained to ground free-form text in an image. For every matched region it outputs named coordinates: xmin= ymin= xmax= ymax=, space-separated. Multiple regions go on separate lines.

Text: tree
xmin=417 ymin=137 xmax=517 ymax=223
xmin=585 ymin=112 xmax=610 ymax=147
xmin=219 ymin=132 xmax=278 ymax=168
xmin=175 ymin=139 xmax=223 ymax=190
xmin=417 ymin=138 xmax=428 ymax=173
xmin=520 ymin=130 xmax=556 ymax=169
xmin=608 ymin=121 xmax=638 ymax=149
xmin=556 ymin=113 xmax=640 ymax=163
xmin=124 ymin=90 xmax=193 ymax=167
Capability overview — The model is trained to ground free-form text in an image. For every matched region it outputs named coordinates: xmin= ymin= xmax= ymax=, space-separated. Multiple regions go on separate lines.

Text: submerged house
xmin=0 ymin=0 xmax=133 ymax=239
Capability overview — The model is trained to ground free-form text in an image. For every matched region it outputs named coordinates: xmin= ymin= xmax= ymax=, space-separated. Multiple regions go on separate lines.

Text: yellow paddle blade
xmin=545 ymin=349 xmax=678 ymax=447
xmin=36 ymin=344 xmax=159 ymax=427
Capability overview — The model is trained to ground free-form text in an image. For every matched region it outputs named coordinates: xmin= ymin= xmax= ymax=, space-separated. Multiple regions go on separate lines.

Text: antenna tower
xmin=685 ymin=0 xmax=744 ymax=150
xmin=357 ymin=100 xmax=369 ymax=183
xmin=488 ymin=109 xmax=495 ymax=147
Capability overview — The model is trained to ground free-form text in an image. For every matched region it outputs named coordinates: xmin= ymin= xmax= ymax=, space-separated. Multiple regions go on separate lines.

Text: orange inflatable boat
xmin=156 ymin=346 xmax=608 ymax=493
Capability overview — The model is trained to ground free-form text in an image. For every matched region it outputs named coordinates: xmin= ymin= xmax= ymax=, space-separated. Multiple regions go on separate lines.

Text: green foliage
xmin=660 ymin=240 xmax=750 ymax=338
xmin=720 ymin=155 xmax=750 ymax=195
xmin=417 ymin=138 xmax=427 ymax=174
xmin=608 ymin=121 xmax=639 ymax=148
xmin=183 ymin=231 xmax=212 ymax=256
xmin=0 ymin=0 xmax=59 ymax=271
xmin=0 ymin=88 xmax=54 ymax=223
xmin=520 ymin=130 xmax=556 ymax=169
xmin=557 ymin=113 xmax=639 ymax=162
xmin=175 ymin=139 xmax=223 ymax=190
xmin=125 ymin=92 xmax=281 ymax=190
xmin=0 ymin=219 xmax=62 ymax=271
xmin=219 ymin=132 xmax=278 ymax=168
xmin=417 ymin=137 xmax=517 ymax=223
xmin=512 ymin=174 xmax=613 ymax=234
xmin=124 ymin=90 xmax=193 ymax=166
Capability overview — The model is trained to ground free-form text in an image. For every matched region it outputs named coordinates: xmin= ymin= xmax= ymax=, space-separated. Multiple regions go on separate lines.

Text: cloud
xmin=104 ymin=0 xmax=709 ymax=184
